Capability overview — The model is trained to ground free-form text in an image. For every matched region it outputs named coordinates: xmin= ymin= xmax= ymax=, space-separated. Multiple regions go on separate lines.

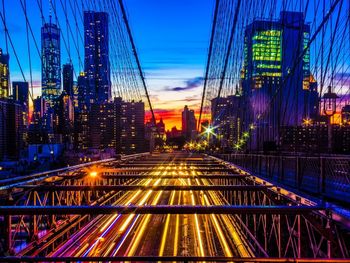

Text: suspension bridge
xmin=0 ymin=0 xmax=349 ymax=262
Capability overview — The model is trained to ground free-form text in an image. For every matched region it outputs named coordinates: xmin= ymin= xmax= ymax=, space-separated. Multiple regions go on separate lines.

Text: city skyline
xmin=0 ymin=1 xmax=349 ymax=261
xmin=3 ymin=0 xmax=349 ymax=129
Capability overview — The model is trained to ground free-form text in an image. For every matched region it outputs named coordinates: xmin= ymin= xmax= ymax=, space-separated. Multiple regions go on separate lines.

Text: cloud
xmin=182 ymin=94 xmax=201 ymax=102
xmin=334 ymin=72 xmax=350 ymax=86
xmin=163 ymin=76 xmax=203 ymax=92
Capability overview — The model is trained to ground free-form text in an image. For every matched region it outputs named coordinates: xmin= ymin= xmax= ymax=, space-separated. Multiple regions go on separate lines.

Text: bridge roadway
xmin=2 ymin=152 xmax=349 ymax=261
xmin=49 ymin=152 xmax=253 ymax=258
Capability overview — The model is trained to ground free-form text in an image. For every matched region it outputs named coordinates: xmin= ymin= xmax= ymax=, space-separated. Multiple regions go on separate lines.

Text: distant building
xmin=28 ymin=97 xmax=52 ymax=144
xmin=12 ymin=81 xmax=29 ymax=106
xmin=182 ymin=105 xmax=197 ymax=140
xmin=242 ymin=11 xmax=318 ymax=150
xmin=12 ymin=81 xmax=29 ymax=127
xmin=84 ymin=11 xmax=111 ymax=104
xmin=74 ymin=98 xmax=145 ymax=154
xmin=63 ymin=63 xmax=74 ymax=97
xmin=74 ymin=106 xmax=89 ymax=150
xmin=0 ymin=49 xmax=9 ymax=99
xmin=119 ymin=99 xmax=145 ymax=154
xmin=89 ymin=101 xmax=116 ymax=149
xmin=28 ymin=144 xmax=63 ymax=163
xmin=0 ymin=99 xmax=24 ymax=160
xmin=341 ymin=105 xmax=350 ymax=125
xmin=211 ymin=95 xmax=243 ymax=148
xmin=31 ymin=97 xmax=48 ymax=125
xmin=280 ymin=125 xmax=350 ymax=154
xmin=55 ymin=92 xmax=74 ymax=145
xmin=166 ymin=126 xmax=182 ymax=139
xmin=41 ymin=21 xmax=61 ymax=106
xmin=77 ymin=72 xmax=88 ymax=112
xmin=157 ymin=118 xmax=166 ymax=138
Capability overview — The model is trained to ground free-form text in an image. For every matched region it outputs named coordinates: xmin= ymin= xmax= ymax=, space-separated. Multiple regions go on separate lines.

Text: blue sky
xmin=2 ymin=0 xmax=349 ymax=127
xmin=2 ymin=0 xmax=214 ymax=128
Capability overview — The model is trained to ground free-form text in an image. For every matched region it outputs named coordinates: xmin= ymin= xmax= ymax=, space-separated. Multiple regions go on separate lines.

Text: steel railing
xmin=215 ymin=153 xmax=350 ymax=204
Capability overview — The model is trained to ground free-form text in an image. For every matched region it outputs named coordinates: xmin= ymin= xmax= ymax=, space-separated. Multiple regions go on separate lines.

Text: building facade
xmin=119 ymin=99 xmax=145 ymax=154
xmin=41 ymin=21 xmax=61 ymax=106
xmin=12 ymin=81 xmax=29 ymax=106
xmin=342 ymin=105 xmax=350 ymax=125
xmin=211 ymin=95 xmax=242 ymax=149
xmin=84 ymin=11 xmax=111 ymax=105
xmin=0 ymin=99 xmax=24 ymax=160
xmin=0 ymin=49 xmax=9 ymax=99
xmin=63 ymin=63 xmax=74 ymax=97
xmin=242 ymin=11 xmax=318 ymax=150
xmin=182 ymin=105 xmax=197 ymax=140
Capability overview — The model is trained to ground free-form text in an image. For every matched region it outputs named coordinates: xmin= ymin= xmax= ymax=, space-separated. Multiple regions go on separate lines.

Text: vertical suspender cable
xmin=198 ymin=0 xmax=220 ymax=131
xmin=117 ymin=0 xmax=158 ymax=130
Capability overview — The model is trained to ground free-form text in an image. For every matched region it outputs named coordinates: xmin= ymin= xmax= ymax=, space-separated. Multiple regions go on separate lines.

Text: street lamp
xmin=323 ymin=85 xmax=338 ymax=152
xmin=89 ymin=171 xmax=98 ymax=177
xmin=204 ymin=125 xmax=216 ymax=147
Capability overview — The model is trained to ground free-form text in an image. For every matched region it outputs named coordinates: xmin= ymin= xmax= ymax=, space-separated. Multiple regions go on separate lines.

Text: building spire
xmin=49 ymin=0 xmax=52 ymax=24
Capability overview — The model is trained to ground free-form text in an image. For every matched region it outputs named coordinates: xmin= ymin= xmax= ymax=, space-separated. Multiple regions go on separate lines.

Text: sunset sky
xmin=2 ymin=0 xmax=215 ymax=130
xmin=2 ymin=0 xmax=349 ymax=130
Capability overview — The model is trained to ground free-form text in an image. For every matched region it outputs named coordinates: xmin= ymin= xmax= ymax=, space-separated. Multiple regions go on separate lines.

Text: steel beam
xmin=0 ymin=256 xmax=348 ymax=262
xmin=99 ymin=168 xmax=236 ymax=172
xmin=58 ymin=174 xmax=246 ymax=179
xmin=19 ymin=185 xmax=269 ymax=191
xmin=0 ymin=205 xmax=325 ymax=215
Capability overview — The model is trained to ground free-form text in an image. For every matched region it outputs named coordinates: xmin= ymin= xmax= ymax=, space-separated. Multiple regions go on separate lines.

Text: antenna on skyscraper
xmin=49 ymin=0 xmax=52 ymax=24
xmin=235 ymin=84 xmax=239 ymax=96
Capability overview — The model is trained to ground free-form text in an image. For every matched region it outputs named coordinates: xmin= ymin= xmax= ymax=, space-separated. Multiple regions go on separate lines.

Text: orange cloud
xmin=146 ymin=107 xmax=211 ymax=130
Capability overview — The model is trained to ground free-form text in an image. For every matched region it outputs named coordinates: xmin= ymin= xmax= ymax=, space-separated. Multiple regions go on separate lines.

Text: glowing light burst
xmin=204 ymin=125 xmax=217 ymax=137
xmin=90 ymin=171 xmax=98 ymax=177
xmin=303 ymin=118 xmax=312 ymax=126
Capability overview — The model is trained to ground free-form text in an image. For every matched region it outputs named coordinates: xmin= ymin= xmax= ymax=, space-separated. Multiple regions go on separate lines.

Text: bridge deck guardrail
xmin=215 ymin=153 xmax=350 ymax=205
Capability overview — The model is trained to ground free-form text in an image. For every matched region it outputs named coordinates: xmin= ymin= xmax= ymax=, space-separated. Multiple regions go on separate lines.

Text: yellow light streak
xmin=75 ymin=243 xmax=89 ymax=256
xmin=203 ymin=194 xmax=233 ymax=257
xmin=103 ymin=242 xmax=115 ymax=256
xmin=188 ymin=179 xmax=205 ymax=257
xmin=127 ymin=190 xmax=164 ymax=256
xmin=173 ymin=191 xmax=181 ymax=256
xmin=159 ymin=191 xmax=176 ymax=256
xmin=100 ymin=214 xmax=118 ymax=232
xmin=119 ymin=214 xmax=135 ymax=232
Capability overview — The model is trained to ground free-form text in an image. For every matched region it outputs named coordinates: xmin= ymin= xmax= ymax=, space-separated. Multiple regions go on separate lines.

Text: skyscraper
xmin=63 ymin=63 xmax=74 ymax=97
xmin=12 ymin=81 xmax=29 ymax=128
xmin=119 ymin=99 xmax=145 ymax=153
xmin=242 ymin=11 xmax=318 ymax=149
xmin=12 ymin=81 xmax=29 ymax=106
xmin=0 ymin=48 xmax=9 ymax=99
xmin=41 ymin=21 xmax=61 ymax=106
xmin=182 ymin=105 xmax=197 ymax=140
xmin=211 ymin=95 xmax=242 ymax=148
xmin=84 ymin=11 xmax=111 ymax=105
xmin=0 ymin=100 xmax=24 ymax=160
xmin=77 ymin=72 xmax=88 ymax=112
xmin=342 ymin=105 xmax=350 ymax=125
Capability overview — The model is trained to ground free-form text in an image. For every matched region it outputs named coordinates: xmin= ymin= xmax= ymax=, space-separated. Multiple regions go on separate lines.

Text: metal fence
xmin=216 ymin=154 xmax=350 ymax=204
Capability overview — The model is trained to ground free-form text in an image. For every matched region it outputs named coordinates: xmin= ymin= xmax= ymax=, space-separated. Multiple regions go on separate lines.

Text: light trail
xmin=111 ymin=214 xmax=141 ymax=256
xmin=173 ymin=190 xmax=181 ymax=256
xmin=159 ymin=190 xmax=176 ymax=256
xmin=46 ymin=154 xmax=258 ymax=259
xmin=187 ymin=178 xmax=205 ymax=257
xmin=126 ymin=187 xmax=164 ymax=256
xmin=82 ymin=214 xmax=122 ymax=257
xmin=202 ymin=177 xmax=253 ymax=257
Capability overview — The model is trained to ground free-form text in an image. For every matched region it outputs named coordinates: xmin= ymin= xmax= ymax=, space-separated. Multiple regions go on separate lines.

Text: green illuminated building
xmin=242 ymin=11 xmax=318 ymax=150
xmin=0 ymin=48 xmax=9 ymax=99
